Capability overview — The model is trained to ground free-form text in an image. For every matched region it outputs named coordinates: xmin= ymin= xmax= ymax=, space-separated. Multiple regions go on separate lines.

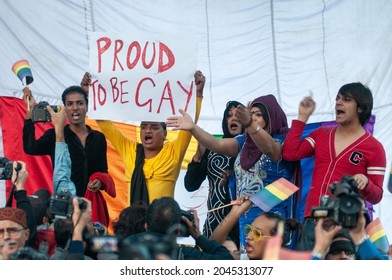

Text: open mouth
xmin=144 ymin=135 xmax=153 ymax=144
xmin=336 ymin=109 xmax=345 ymax=116
xmin=230 ymin=123 xmax=238 ymax=130
xmin=71 ymin=112 xmax=80 ymax=120
xmin=245 ymin=243 xmax=253 ymax=254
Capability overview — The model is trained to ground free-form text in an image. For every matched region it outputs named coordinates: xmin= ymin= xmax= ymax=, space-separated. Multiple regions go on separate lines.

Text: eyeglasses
xmin=244 ymin=224 xmax=271 ymax=241
xmin=0 ymin=227 xmax=25 ymax=238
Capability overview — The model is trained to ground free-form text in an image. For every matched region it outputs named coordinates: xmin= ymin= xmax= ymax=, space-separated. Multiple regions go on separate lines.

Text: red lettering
xmin=135 ymin=77 xmax=155 ymax=112
xmin=157 ymin=81 xmax=175 ymax=114
xmin=90 ymin=80 xmax=108 ymax=110
xmin=158 ymin=42 xmax=175 ymax=73
xmin=126 ymin=41 xmax=141 ymax=70
xmin=120 ymin=80 xmax=129 ymax=104
xmin=96 ymin=37 xmax=111 ymax=73
xmin=113 ymin=40 xmax=124 ymax=72
xmin=110 ymin=78 xmax=120 ymax=103
xmin=91 ymin=80 xmax=107 ymax=110
xmin=142 ymin=42 xmax=156 ymax=69
xmin=177 ymin=80 xmax=194 ymax=111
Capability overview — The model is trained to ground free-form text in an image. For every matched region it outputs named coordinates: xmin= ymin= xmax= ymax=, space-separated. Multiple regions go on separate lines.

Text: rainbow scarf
xmin=12 ymin=59 xmax=34 ymax=85
xmin=249 ymin=178 xmax=299 ymax=212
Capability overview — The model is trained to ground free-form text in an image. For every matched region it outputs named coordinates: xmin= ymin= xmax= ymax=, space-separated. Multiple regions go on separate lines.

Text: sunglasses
xmin=244 ymin=224 xmax=271 ymax=241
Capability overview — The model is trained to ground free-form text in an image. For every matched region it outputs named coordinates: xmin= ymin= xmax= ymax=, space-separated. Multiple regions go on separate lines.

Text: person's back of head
xmin=53 ymin=218 xmax=73 ymax=249
xmin=28 ymin=188 xmax=51 ymax=226
xmin=338 ymin=82 xmax=373 ymax=126
xmin=112 ymin=201 xmax=147 ymax=238
xmin=146 ymin=197 xmax=181 ymax=235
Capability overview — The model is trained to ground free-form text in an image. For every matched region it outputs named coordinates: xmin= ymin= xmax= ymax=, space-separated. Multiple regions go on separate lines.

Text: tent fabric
xmin=1 ymin=0 xmax=391 ymax=238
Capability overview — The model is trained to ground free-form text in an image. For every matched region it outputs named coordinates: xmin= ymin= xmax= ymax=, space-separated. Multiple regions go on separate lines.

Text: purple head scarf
xmin=240 ymin=94 xmax=288 ymax=170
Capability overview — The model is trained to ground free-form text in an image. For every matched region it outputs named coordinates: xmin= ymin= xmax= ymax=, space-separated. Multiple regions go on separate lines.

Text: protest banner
xmin=88 ymin=32 xmax=198 ymax=122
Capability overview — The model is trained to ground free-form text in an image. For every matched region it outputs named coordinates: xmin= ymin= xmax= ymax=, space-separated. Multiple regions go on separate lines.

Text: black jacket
xmin=23 ymin=119 xmax=108 ymax=197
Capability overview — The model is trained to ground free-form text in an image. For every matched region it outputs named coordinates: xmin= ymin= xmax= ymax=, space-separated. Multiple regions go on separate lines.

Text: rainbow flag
xmin=11 ymin=59 xmax=34 ymax=85
xmin=366 ymin=218 xmax=390 ymax=255
xmin=249 ymin=178 xmax=299 ymax=212
xmin=263 ymin=234 xmax=282 ymax=260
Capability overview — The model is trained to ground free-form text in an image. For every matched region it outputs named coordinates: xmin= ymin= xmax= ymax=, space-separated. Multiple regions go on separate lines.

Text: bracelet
xmin=250 ymin=124 xmax=260 ymax=135
xmin=355 ymin=235 xmax=368 ymax=248
xmin=311 ymin=251 xmax=325 ymax=259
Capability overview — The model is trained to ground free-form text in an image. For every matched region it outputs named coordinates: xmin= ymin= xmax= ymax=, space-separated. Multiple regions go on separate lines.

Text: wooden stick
xmin=199 ymin=202 xmax=234 ymax=216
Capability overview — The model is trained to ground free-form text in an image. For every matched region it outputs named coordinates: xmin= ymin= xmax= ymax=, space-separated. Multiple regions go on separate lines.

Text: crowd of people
xmin=0 ymin=72 xmax=390 ymax=260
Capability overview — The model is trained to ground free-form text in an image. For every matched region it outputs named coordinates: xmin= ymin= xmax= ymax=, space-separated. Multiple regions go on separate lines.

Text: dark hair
xmin=112 ymin=201 xmax=148 ymax=238
xmin=251 ymin=103 xmax=269 ymax=131
xmin=146 ymin=197 xmax=181 ymax=235
xmin=61 ymin=85 xmax=88 ymax=106
xmin=53 ymin=218 xmax=73 ymax=249
xmin=140 ymin=121 xmax=167 ymax=131
xmin=262 ymin=212 xmax=284 ymax=236
xmin=337 ymin=82 xmax=373 ymax=126
xmin=222 ymin=101 xmax=245 ymax=138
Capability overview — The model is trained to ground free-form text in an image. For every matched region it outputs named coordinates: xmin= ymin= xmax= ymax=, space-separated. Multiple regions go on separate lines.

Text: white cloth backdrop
xmin=1 ymin=0 xmax=391 ymax=240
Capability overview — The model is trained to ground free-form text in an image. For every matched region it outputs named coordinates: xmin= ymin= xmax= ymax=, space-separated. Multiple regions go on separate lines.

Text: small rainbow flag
xmin=366 ymin=218 xmax=390 ymax=255
xmin=12 ymin=59 xmax=34 ymax=85
xmin=249 ymin=178 xmax=299 ymax=212
xmin=263 ymin=220 xmax=312 ymax=260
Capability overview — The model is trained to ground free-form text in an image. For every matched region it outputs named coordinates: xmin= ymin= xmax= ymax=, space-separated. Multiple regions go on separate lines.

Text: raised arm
xmin=210 ymin=200 xmax=252 ymax=244
xmin=166 ymin=109 xmax=239 ymax=157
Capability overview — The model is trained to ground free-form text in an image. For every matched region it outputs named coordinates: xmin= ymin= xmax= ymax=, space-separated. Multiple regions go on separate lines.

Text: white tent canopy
xmin=1 ymin=0 xmax=391 ymax=239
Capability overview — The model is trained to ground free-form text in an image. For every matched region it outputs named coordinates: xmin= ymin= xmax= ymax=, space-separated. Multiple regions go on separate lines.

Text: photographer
xmin=0 ymin=160 xmax=39 ymax=259
xmin=312 ymin=208 xmax=387 ymax=260
xmin=23 ymin=86 xmax=115 ymax=226
xmin=8 ymin=161 xmax=37 ymax=247
xmin=65 ymin=197 xmax=92 ymax=260
xmin=120 ymin=197 xmax=234 ymax=260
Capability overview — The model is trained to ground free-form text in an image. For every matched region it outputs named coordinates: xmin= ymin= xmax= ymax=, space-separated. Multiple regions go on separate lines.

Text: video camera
xmin=32 ymin=101 xmax=60 ymax=123
xmin=0 ymin=157 xmax=21 ymax=180
xmin=48 ymin=189 xmax=87 ymax=219
xmin=310 ymin=175 xmax=363 ymax=228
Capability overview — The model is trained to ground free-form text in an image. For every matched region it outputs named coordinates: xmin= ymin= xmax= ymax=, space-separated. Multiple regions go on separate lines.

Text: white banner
xmin=88 ymin=32 xmax=198 ymax=122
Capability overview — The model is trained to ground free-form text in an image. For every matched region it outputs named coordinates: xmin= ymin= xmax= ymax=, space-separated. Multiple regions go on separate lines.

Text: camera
xmin=311 ymin=175 xmax=363 ymax=228
xmin=0 ymin=157 xmax=21 ymax=180
xmin=93 ymin=222 xmax=106 ymax=236
xmin=179 ymin=209 xmax=194 ymax=237
xmin=48 ymin=189 xmax=87 ymax=219
xmin=118 ymin=232 xmax=180 ymax=260
xmin=32 ymin=101 xmax=60 ymax=123
xmin=9 ymin=247 xmax=48 ymax=260
xmin=89 ymin=236 xmax=119 ymax=254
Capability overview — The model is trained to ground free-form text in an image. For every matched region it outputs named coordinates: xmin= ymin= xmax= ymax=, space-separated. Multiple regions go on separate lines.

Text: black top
xmin=23 ymin=119 xmax=108 ymax=197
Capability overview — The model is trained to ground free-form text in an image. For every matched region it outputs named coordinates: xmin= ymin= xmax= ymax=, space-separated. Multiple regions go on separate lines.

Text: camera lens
xmin=339 ymin=196 xmax=361 ymax=215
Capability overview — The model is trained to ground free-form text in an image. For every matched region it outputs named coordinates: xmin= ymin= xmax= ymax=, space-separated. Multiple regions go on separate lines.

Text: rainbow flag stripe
xmin=249 ymin=178 xmax=299 ymax=212
xmin=366 ymin=218 xmax=390 ymax=254
xmin=12 ymin=59 xmax=34 ymax=85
